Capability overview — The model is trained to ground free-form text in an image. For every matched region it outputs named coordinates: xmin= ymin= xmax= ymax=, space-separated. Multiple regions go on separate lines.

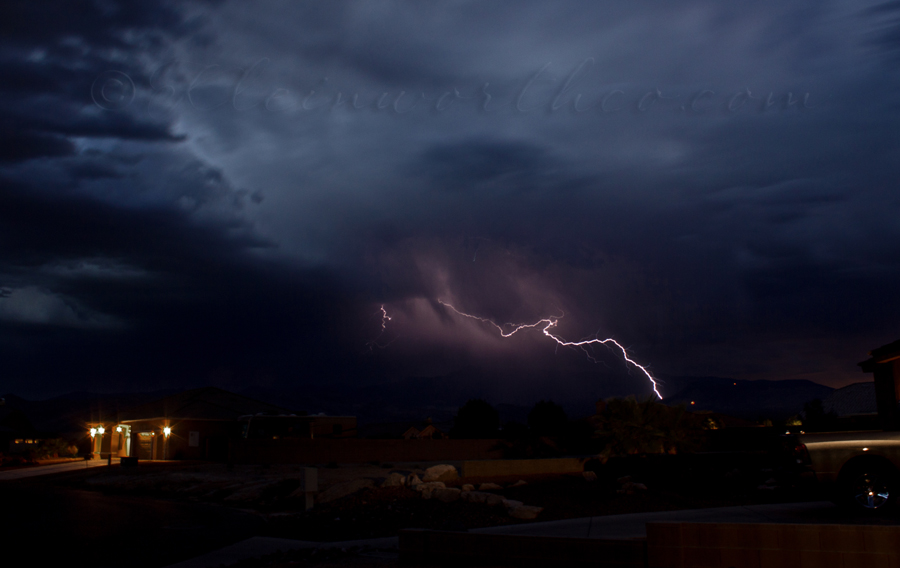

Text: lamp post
xmin=89 ymin=428 xmax=97 ymax=464
xmin=163 ymin=426 xmax=171 ymax=460
xmin=97 ymin=426 xmax=105 ymax=463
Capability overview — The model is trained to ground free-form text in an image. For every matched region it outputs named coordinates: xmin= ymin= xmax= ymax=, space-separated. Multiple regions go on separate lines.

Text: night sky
xmin=2 ymin=1 xmax=899 ymax=402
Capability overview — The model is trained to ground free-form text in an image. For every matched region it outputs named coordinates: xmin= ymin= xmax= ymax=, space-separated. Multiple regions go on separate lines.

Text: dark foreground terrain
xmin=1 ymin=454 xmax=891 ymax=567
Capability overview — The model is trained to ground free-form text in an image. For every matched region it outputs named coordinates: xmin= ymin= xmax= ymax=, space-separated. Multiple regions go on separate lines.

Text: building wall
xmin=310 ymin=416 xmax=357 ymax=438
xmin=873 ymin=360 xmax=900 ymax=431
xmin=121 ymin=419 xmax=236 ymax=460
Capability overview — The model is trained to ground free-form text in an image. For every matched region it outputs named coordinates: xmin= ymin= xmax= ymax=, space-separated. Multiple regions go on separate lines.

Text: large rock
xmin=502 ymin=499 xmax=524 ymax=509
xmin=432 ymin=487 xmax=462 ymax=502
xmin=408 ymin=474 xmax=422 ymax=487
xmin=509 ymin=505 xmax=544 ymax=520
xmin=316 ymin=479 xmax=375 ymax=504
xmin=461 ymin=484 xmax=475 ymax=492
xmin=418 ymin=482 xmax=447 ymax=500
xmin=422 ymin=464 xmax=459 ymax=483
xmin=478 ymin=482 xmax=502 ymax=491
xmin=381 ymin=473 xmax=407 ymax=487
xmin=484 ymin=493 xmax=506 ymax=506
xmin=582 ymin=471 xmax=598 ymax=482
xmin=461 ymin=491 xmax=489 ymax=504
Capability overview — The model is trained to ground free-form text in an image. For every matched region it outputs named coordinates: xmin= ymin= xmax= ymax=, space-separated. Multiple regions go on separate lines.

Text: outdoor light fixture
xmin=163 ymin=427 xmax=171 ymax=437
xmin=97 ymin=426 xmax=105 ymax=435
xmin=90 ymin=428 xmax=97 ymax=438
xmin=116 ymin=426 xmax=122 ymax=433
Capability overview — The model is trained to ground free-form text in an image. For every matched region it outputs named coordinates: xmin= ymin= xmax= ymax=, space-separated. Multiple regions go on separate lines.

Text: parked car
xmin=797 ymin=430 xmax=900 ymax=513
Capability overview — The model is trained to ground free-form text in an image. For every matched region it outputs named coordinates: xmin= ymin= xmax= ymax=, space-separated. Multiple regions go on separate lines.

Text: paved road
xmin=0 ymin=459 xmax=120 ymax=480
xmin=165 ymin=501 xmax=900 ymax=568
xmin=0 ymin=478 xmax=265 ymax=568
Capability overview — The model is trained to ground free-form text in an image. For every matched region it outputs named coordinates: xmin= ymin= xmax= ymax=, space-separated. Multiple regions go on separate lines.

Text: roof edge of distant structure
xmin=859 ymin=338 xmax=900 ymax=372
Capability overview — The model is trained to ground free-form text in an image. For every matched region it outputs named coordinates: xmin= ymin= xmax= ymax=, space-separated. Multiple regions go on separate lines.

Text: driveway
xmin=0 ymin=477 xmax=265 ymax=568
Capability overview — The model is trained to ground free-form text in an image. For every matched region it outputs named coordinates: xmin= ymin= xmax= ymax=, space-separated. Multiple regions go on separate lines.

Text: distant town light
xmin=690 ymin=401 xmax=695 ymax=405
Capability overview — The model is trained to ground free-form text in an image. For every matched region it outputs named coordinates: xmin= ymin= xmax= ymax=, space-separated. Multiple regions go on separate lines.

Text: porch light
xmin=163 ymin=427 xmax=171 ymax=437
xmin=90 ymin=428 xmax=97 ymax=438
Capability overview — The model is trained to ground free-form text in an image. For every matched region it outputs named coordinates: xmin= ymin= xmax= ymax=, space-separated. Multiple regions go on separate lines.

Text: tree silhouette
xmin=802 ymin=398 xmax=838 ymax=432
xmin=450 ymin=399 xmax=499 ymax=439
xmin=527 ymin=400 xmax=568 ymax=437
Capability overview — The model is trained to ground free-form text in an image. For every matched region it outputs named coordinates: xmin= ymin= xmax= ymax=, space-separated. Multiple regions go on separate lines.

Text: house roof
xmin=859 ymin=338 xmax=900 ymax=371
xmin=821 ymin=381 xmax=877 ymax=417
xmin=120 ymin=387 xmax=293 ymax=421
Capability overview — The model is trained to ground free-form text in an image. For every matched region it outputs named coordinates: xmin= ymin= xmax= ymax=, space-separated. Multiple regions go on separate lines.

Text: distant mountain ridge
xmin=658 ymin=376 xmax=834 ymax=420
xmin=3 ymin=374 xmax=835 ymax=434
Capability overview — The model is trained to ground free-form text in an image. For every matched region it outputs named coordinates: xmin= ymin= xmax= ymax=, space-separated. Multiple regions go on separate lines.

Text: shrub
xmin=450 ymin=399 xmax=500 ymax=439
xmin=591 ymin=396 xmax=704 ymax=459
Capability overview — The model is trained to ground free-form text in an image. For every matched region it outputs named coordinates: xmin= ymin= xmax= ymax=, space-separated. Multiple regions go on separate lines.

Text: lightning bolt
xmin=366 ymin=305 xmax=397 ymax=351
xmin=437 ymin=299 xmax=663 ymax=399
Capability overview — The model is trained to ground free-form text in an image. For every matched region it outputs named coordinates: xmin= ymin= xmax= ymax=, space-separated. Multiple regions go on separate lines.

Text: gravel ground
xmin=50 ymin=459 xmax=817 ymax=542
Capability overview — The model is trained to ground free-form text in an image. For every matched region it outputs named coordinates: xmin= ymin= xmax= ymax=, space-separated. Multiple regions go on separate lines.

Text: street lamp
xmin=162 ymin=426 xmax=171 ymax=460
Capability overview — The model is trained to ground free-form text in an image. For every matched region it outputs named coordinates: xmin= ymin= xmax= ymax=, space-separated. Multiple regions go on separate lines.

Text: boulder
xmin=484 ymin=493 xmax=506 ymax=506
xmin=461 ymin=491 xmax=489 ymax=503
xmin=461 ymin=484 xmax=475 ymax=492
xmin=582 ymin=471 xmax=598 ymax=482
xmin=408 ymin=474 xmax=422 ymax=487
xmin=422 ymin=464 xmax=459 ymax=483
xmin=502 ymin=499 xmax=524 ymax=509
xmin=381 ymin=473 xmax=407 ymax=488
xmin=511 ymin=480 xmax=527 ymax=487
xmin=509 ymin=505 xmax=544 ymax=520
xmin=414 ymin=481 xmax=446 ymax=492
xmin=418 ymin=482 xmax=447 ymax=500
xmin=478 ymin=482 xmax=503 ymax=491
xmin=433 ymin=487 xmax=462 ymax=502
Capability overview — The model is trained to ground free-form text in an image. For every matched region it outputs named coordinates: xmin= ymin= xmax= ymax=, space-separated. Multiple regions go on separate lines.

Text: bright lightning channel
xmin=379 ymin=305 xmax=391 ymax=331
xmin=437 ymin=300 xmax=662 ymax=400
xmin=366 ymin=305 xmax=396 ymax=351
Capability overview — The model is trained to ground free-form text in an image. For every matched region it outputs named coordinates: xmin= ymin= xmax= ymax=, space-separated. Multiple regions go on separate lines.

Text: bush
xmin=32 ymin=438 xmax=72 ymax=460
xmin=527 ymin=400 xmax=568 ymax=437
xmin=450 ymin=399 xmax=500 ymax=439
xmin=591 ymin=396 xmax=705 ymax=459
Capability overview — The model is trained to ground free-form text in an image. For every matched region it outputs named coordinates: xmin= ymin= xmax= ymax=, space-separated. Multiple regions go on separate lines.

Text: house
xmin=105 ymin=387 xmax=295 ymax=460
xmin=0 ymin=403 xmax=55 ymax=456
xmin=402 ymin=420 xmax=447 ymax=440
xmin=359 ymin=418 xmax=448 ymax=440
xmin=859 ymin=339 xmax=900 ymax=431
xmin=84 ymin=387 xmax=358 ymax=461
xmin=819 ymin=381 xmax=878 ymax=430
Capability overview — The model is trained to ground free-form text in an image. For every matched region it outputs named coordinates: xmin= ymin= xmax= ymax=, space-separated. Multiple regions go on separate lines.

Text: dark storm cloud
xmin=3 ymin=0 xmax=900 ymax=400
